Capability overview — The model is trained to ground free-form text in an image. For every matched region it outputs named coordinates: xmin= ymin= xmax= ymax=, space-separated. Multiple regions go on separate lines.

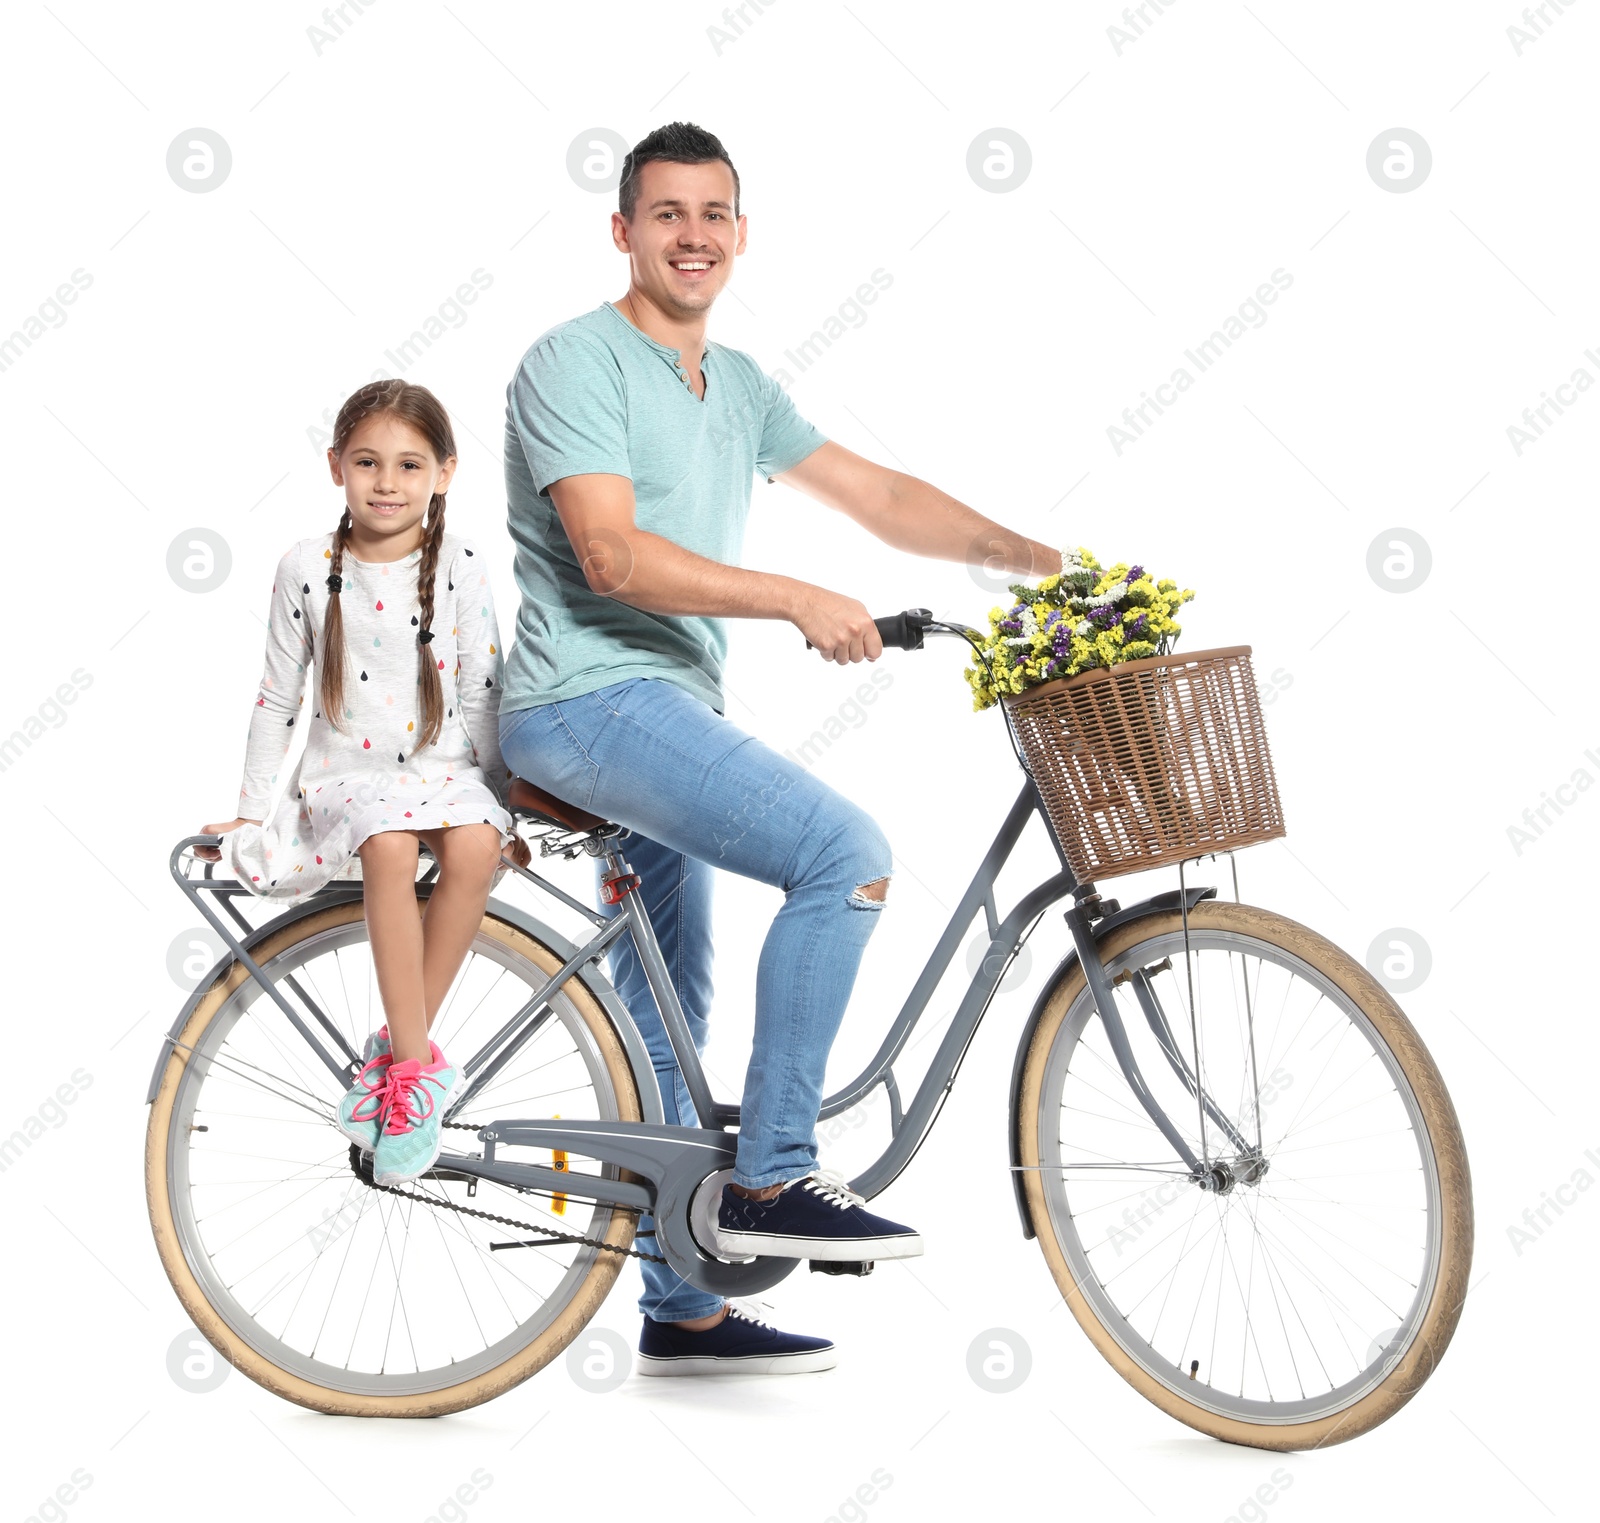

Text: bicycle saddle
xmin=507 ymin=776 xmax=610 ymax=834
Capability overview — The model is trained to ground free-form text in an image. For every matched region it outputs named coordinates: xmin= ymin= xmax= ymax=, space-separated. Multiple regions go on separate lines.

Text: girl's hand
xmin=196 ymin=817 xmax=260 ymax=862
xmin=501 ymin=833 xmax=532 ymax=870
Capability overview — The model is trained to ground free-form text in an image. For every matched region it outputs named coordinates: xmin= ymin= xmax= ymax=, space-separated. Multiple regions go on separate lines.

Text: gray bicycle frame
xmin=516 ymin=774 xmax=1226 ymax=1194
xmin=158 ymin=722 xmax=1238 ymax=1291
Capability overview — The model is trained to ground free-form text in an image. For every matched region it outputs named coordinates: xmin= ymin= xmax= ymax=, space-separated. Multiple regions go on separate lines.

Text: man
xmin=498 ymin=121 xmax=1058 ymax=1375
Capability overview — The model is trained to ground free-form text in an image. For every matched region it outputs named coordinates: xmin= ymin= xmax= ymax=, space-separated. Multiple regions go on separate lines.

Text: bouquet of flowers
xmin=963 ymin=546 xmax=1196 ymax=711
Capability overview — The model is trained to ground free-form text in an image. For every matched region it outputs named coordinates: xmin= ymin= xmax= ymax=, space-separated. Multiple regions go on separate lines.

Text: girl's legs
xmin=357 ymin=824 xmax=503 ymax=1065
xmin=357 ymin=831 xmax=426 ymax=1063
xmin=416 ymin=823 xmax=503 ymax=1035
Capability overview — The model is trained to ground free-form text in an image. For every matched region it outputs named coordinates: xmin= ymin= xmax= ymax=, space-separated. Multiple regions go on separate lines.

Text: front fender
xmin=144 ymin=885 xmax=665 ymax=1126
xmin=1006 ymin=884 xmax=1216 ymax=1239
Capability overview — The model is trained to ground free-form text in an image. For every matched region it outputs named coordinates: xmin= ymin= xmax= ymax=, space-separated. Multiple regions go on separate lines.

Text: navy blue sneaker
xmin=714 ymin=1169 xmax=924 ymax=1261
xmin=635 ymin=1300 xmax=837 ymax=1376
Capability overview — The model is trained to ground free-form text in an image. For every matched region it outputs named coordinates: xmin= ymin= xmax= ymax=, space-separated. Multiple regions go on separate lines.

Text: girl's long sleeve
xmin=238 ymin=545 xmax=311 ymax=818
xmin=450 ymin=541 xmax=513 ymax=810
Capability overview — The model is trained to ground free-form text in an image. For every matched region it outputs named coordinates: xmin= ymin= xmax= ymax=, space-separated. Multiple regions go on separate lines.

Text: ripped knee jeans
xmin=498 ymin=675 xmax=893 ymax=1193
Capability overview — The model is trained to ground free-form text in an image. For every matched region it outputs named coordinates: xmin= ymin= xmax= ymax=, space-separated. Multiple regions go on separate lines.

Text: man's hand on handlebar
xmin=794 ymin=587 xmax=885 ymax=665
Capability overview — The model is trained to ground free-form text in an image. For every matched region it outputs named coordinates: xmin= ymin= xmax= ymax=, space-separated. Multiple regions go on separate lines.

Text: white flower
xmin=999 ymin=605 xmax=1041 ymax=649
xmin=1081 ymin=581 xmax=1129 ymax=610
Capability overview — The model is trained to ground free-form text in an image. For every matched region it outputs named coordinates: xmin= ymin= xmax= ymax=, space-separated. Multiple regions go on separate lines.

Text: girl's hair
xmin=320 ymin=379 xmax=457 ymax=750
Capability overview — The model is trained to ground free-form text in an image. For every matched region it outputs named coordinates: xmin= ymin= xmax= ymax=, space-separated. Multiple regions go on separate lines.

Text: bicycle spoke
xmin=160 ymin=910 xmax=637 ymax=1397
xmin=1033 ymin=920 xmax=1442 ymax=1422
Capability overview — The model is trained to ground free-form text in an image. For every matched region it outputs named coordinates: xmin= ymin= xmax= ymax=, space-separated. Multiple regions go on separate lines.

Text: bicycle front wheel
xmin=1017 ymin=899 xmax=1471 ymax=1449
xmin=145 ymin=897 xmax=643 ymax=1417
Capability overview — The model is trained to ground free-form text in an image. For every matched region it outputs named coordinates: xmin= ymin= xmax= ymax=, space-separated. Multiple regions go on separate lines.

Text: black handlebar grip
xmin=805 ymin=608 xmax=933 ymax=652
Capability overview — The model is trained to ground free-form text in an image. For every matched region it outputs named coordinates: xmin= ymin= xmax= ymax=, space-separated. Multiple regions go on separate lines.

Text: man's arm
xmin=548 ymin=471 xmax=891 ymax=666
xmin=768 ymin=440 xmax=1059 ymax=580
xmin=548 ymin=472 xmax=804 ymax=618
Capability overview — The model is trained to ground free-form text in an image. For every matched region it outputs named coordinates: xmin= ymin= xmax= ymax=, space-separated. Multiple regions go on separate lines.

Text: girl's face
xmin=327 ymin=412 xmax=456 ymax=556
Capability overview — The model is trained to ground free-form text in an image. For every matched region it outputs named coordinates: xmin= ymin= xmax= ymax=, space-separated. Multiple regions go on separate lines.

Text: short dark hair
xmin=618 ymin=121 xmax=741 ymax=222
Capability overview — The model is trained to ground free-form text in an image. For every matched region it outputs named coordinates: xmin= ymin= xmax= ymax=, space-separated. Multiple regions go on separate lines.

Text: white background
xmin=3 ymin=2 xmax=1595 ymax=1519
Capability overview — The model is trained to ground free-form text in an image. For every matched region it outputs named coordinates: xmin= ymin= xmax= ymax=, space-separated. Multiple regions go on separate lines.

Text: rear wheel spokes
xmin=1040 ymin=928 xmax=1439 ymax=1424
xmin=169 ymin=918 xmax=630 ymax=1395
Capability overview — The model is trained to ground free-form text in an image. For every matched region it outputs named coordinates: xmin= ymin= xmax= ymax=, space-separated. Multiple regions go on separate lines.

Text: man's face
xmin=613 ymin=158 xmax=746 ymax=318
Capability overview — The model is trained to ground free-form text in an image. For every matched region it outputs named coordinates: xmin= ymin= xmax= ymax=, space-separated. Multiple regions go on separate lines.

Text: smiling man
xmin=497 ymin=121 xmax=1058 ymax=1375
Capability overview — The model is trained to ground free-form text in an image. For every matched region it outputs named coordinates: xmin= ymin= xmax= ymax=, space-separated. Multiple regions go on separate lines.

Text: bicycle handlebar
xmin=804 ymin=607 xmax=938 ymax=653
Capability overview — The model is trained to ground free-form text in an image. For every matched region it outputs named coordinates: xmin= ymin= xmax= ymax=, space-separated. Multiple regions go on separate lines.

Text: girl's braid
xmin=413 ymin=496 xmax=447 ymax=749
xmin=318 ymin=508 xmax=354 ymax=729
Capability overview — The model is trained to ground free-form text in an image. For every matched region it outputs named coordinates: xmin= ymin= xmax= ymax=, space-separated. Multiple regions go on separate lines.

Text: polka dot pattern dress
xmin=227 ymin=530 xmax=516 ymax=901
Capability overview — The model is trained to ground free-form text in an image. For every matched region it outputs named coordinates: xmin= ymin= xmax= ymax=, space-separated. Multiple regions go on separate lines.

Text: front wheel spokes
xmin=1124 ymin=965 xmax=1253 ymax=1158
xmin=1039 ymin=925 xmax=1441 ymax=1424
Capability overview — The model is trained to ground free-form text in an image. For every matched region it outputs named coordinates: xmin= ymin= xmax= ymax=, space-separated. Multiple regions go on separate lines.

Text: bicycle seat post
xmin=598 ymin=842 xmax=642 ymax=906
xmin=592 ymin=836 xmax=728 ymax=1130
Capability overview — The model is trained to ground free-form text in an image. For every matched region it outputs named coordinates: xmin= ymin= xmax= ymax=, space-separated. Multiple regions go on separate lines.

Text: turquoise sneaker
xmin=335 ymin=1027 xmax=392 ymax=1151
xmin=371 ymin=1041 xmax=459 ymax=1186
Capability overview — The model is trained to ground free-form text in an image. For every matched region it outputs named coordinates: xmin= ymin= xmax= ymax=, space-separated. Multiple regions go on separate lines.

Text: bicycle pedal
xmin=808 ymin=1259 xmax=875 ymax=1277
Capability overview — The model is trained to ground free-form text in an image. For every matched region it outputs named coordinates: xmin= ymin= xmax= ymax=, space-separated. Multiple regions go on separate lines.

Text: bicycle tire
xmin=145 ymin=899 xmax=643 ymax=1417
xmin=1017 ymin=899 xmax=1472 ymax=1449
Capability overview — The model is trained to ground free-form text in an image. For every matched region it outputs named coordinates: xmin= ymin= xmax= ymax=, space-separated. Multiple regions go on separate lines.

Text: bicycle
xmin=146 ymin=610 xmax=1471 ymax=1447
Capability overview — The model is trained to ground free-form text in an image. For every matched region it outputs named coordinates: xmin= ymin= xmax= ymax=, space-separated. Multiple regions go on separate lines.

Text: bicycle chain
xmin=357 ymin=1127 xmax=669 ymax=1264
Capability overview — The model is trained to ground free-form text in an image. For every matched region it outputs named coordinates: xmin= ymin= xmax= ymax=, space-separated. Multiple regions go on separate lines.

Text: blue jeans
xmin=498 ymin=675 xmax=893 ymax=1322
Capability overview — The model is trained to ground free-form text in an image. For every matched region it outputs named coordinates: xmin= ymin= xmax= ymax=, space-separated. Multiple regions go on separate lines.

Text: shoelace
xmin=376 ymin=1064 xmax=443 ymax=1137
xmin=723 ymin=1297 xmax=776 ymax=1329
xmin=347 ymin=1051 xmax=394 ymax=1124
xmin=799 ymin=1168 xmax=868 ymax=1211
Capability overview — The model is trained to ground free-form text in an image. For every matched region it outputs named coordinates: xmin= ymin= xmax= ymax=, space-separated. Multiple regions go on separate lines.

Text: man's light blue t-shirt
xmin=500 ymin=300 xmax=827 ymax=717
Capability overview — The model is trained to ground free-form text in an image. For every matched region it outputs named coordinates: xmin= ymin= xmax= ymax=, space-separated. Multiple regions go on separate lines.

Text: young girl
xmin=200 ymin=378 xmax=530 ymax=1187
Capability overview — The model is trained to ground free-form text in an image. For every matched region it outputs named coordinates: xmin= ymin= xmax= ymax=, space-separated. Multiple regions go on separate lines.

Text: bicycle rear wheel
xmin=145 ymin=898 xmax=642 ymax=1417
xmin=1017 ymin=899 xmax=1471 ymax=1448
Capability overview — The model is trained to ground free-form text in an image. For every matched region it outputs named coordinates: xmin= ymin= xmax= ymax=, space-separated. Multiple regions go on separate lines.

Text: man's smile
xmin=668 ymin=257 xmax=717 ymax=281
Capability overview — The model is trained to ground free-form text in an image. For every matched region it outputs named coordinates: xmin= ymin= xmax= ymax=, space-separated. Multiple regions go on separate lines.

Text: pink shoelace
xmin=347 ymin=1051 xmax=393 ymax=1126
xmin=373 ymin=1061 xmax=442 ymax=1137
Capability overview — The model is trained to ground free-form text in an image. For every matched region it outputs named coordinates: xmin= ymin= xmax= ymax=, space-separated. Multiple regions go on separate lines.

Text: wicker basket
xmin=1001 ymin=645 xmax=1286 ymax=883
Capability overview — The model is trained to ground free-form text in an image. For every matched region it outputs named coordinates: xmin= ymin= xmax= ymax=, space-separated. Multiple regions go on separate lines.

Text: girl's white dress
xmin=227 ymin=530 xmax=516 ymax=901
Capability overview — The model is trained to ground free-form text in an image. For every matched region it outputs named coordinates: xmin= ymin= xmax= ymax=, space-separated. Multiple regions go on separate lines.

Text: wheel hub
xmin=1194 ymin=1150 xmax=1270 ymax=1194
